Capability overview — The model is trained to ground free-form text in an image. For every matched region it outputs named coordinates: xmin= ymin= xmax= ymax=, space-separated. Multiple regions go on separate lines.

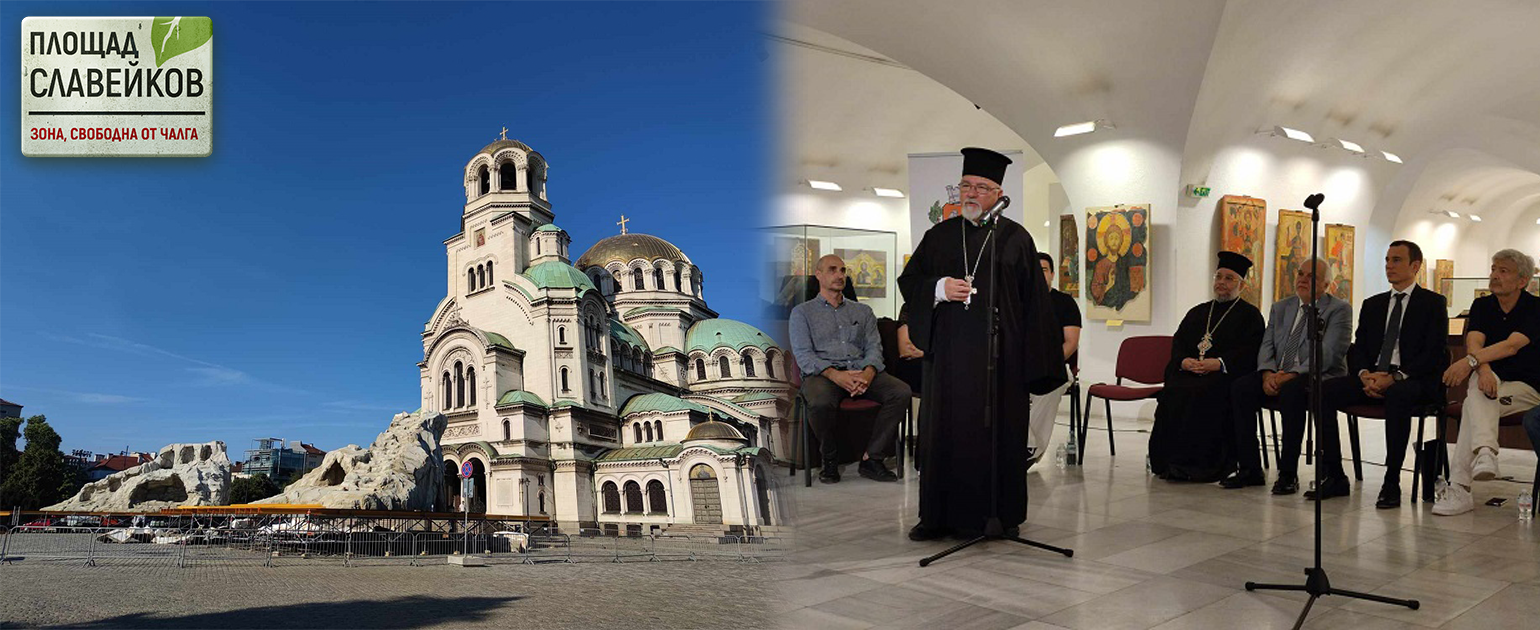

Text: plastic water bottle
xmin=1054 ymin=444 xmax=1066 ymax=469
xmin=1065 ymin=439 xmax=1078 ymax=466
xmin=1519 ymin=492 xmax=1533 ymax=522
xmin=1146 ymin=454 xmax=1152 ymax=474
xmin=1434 ymin=478 xmax=1450 ymax=503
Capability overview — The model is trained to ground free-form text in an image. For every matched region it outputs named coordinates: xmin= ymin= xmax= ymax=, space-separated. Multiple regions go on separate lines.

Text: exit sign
xmin=1188 ymin=185 xmax=1212 ymax=198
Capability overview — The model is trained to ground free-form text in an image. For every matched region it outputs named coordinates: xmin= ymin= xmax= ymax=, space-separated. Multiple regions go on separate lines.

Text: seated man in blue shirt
xmin=790 ymin=254 xmax=912 ymax=483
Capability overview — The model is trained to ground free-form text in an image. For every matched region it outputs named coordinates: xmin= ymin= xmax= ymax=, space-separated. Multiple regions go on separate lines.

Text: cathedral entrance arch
xmin=468 ymin=457 xmax=488 ymax=513
xmin=689 ymin=464 xmax=723 ymax=525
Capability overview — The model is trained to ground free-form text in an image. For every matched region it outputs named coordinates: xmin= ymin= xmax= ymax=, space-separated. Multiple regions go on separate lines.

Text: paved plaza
xmin=0 ymin=561 xmax=772 ymax=629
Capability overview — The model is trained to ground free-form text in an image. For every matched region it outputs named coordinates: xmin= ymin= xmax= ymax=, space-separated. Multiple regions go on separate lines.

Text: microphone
xmin=985 ymin=196 xmax=1011 ymax=224
xmin=1304 ymin=193 xmax=1325 ymax=220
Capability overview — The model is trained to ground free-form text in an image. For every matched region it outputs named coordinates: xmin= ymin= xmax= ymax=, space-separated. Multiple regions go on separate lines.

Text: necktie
xmin=1278 ymin=305 xmax=1309 ymax=370
xmin=1376 ymin=293 xmax=1406 ymax=372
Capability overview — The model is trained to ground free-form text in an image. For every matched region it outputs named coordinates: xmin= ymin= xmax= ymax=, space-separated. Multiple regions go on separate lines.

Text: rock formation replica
xmin=46 ymin=441 xmax=232 ymax=512
xmin=254 ymin=410 xmax=447 ymax=510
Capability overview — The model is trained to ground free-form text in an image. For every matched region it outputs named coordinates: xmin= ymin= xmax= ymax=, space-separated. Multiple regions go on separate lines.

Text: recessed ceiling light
xmin=1335 ymin=138 xmax=1365 ymax=153
xmin=1055 ymin=120 xmax=1100 ymax=137
xmin=1469 ymin=214 xmax=1482 ymax=222
xmin=1273 ymin=126 xmax=1314 ymax=143
xmin=872 ymin=187 xmax=905 ymax=198
xmin=1382 ymin=151 xmax=1403 ymax=163
xmin=1445 ymin=210 xmax=1460 ymax=218
xmin=807 ymin=180 xmax=842 ymax=192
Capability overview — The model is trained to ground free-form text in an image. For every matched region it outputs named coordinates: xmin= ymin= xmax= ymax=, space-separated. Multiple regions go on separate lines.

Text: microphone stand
xmin=920 ymin=198 xmax=1074 ymax=567
xmin=1244 ymin=193 xmax=1419 ymax=628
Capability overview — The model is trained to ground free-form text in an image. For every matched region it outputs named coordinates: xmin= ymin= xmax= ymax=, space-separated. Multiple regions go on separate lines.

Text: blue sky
xmin=1 ymin=1 xmax=771 ymax=457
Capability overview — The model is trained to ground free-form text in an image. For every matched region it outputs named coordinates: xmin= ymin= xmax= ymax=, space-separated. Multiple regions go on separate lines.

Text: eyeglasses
xmin=956 ymin=182 xmax=1000 ymax=194
xmin=1213 ymin=272 xmax=1242 ymax=283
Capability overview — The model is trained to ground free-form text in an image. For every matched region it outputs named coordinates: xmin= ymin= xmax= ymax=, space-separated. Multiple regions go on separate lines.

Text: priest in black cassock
xmin=897 ymin=147 xmax=1067 ymax=541
xmin=1148 ymin=252 xmax=1265 ymax=482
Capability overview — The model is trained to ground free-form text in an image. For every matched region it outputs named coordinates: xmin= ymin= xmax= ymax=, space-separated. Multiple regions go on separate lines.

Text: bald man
xmin=790 ymin=255 xmax=911 ymax=484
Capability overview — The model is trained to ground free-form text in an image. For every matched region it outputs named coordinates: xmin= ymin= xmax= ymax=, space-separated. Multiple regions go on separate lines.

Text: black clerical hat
xmin=1217 ymin=251 xmax=1253 ymax=277
xmin=961 ymin=147 xmax=1012 ymax=185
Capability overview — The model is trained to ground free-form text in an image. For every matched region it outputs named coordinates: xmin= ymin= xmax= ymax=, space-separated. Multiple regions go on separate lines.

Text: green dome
xmin=685 ymin=319 xmax=778 ymax=354
xmin=496 ymin=390 xmax=548 ymax=408
xmin=610 ymin=319 xmax=650 ymax=353
xmin=522 ymin=260 xmax=598 ymax=294
xmin=620 ymin=393 xmax=709 ymax=416
xmin=535 ymin=223 xmax=564 ymax=233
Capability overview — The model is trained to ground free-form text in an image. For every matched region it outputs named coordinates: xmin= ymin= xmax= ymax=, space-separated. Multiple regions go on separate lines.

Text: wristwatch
xmin=1467 ymin=355 xmax=1479 ymax=368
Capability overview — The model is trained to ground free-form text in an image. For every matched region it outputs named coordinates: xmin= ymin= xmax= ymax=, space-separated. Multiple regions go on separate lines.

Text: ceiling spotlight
xmin=1055 ymin=119 xmax=1113 ymax=137
xmin=1332 ymin=138 xmax=1365 ymax=153
xmin=1382 ymin=151 xmax=1403 ymax=163
xmin=1445 ymin=210 xmax=1460 ymax=218
xmin=1469 ymin=214 xmax=1483 ymax=222
xmin=872 ymin=187 xmax=905 ymax=198
xmin=1268 ymin=126 xmax=1314 ymax=143
xmin=807 ymin=180 xmax=842 ymax=192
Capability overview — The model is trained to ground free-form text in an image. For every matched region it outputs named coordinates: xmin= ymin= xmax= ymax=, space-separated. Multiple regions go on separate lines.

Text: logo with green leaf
xmin=150 ymin=17 xmax=212 ymax=68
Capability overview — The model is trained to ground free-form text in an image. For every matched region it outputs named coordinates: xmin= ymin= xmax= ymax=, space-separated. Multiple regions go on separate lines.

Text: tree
xmin=0 ymin=416 xmax=22 ymax=488
xmin=0 ymin=416 xmax=80 ymax=510
xmin=228 ymin=473 xmax=283 ymax=504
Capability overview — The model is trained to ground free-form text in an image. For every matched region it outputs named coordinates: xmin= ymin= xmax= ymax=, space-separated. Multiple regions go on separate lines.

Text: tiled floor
xmin=773 ymin=411 xmax=1539 ymax=629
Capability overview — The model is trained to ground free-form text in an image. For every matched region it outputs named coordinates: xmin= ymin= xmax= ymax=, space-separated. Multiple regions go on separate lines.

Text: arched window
xmin=537 ymin=492 xmax=545 ymax=514
xmin=696 ymin=359 xmax=706 ymax=381
xmin=535 ymin=239 xmax=541 ymax=256
xmin=653 ymin=268 xmax=664 ymax=291
xmin=454 ymin=361 xmax=465 ymax=408
xmin=653 ymin=421 xmax=662 ymax=442
xmin=560 ymin=367 xmax=570 ymax=393
xmin=631 ymin=268 xmax=644 ymax=291
xmin=673 ymin=268 xmax=682 ymax=292
xmin=467 ymin=269 xmax=475 ymax=293
xmin=502 ymin=420 xmax=511 ymax=441
xmin=612 ymin=271 xmax=623 ymax=292
xmin=719 ymin=356 xmax=731 ymax=379
xmin=477 ymin=165 xmax=489 ymax=196
xmin=441 ymin=372 xmax=451 ymax=410
xmin=633 ymin=423 xmax=642 ymax=444
xmin=499 ymin=162 xmax=516 ymax=191
xmin=765 ymin=351 xmax=777 ymax=379
xmin=486 ymin=260 xmax=494 ymax=285
xmin=742 ymin=355 xmax=755 ymax=378
xmin=598 ymin=373 xmax=606 ymax=397
xmin=558 ymin=326 xmax=566 ymax=345
xmin=644 ymin=422 xmax=654 ymax=442
xmin=647 ymin=480 xmax=667 ymax=514
xmin=479 ymin=265 xmax=487 ymax=289
xmin=623 ymin=481 xmax=643 ymax=514
xmin=601 ymin=481 xmax=620 ymax=514
xmin=466 ymin=366 xmax=476 ymax=406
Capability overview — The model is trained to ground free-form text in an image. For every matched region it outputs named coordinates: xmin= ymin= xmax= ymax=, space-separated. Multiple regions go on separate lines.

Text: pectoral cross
xmin=1197 ymin=334 xmax=1213 ymax=359
xmin=617 ymin=215 xmax=630 ymax=234
xmin=964 ymin=274 xmax=978 ymax=310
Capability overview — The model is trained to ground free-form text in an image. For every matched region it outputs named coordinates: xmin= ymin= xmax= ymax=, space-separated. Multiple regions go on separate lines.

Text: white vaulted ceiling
xmin=781 ymin=0 xmax=1540 ymax=234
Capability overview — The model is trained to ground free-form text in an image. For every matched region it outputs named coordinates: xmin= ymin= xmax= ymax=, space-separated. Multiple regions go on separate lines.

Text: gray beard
xmin=962 ymin=204 xmax=983 ymax=224
xmin=1215 ymin=294 xmax=1238 ymax=303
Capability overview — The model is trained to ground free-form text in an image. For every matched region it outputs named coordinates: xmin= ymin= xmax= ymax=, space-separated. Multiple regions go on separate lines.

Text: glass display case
xmin=761 ymin=225 xmax=901 ymax=322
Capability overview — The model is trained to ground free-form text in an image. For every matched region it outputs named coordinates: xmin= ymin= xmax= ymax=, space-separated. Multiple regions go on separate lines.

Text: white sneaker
xmin=1472 ymin=448 xmax=1500 ymax=481
xmin=1432 ymin=483 xmax=1474 ymax=516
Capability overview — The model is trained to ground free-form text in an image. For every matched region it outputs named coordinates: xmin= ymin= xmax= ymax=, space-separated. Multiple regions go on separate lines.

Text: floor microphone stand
xmin=920 ymin=211 xmax=1074 ymax=567
xmin=1244 ymin=193 xmax=1419 ymax=628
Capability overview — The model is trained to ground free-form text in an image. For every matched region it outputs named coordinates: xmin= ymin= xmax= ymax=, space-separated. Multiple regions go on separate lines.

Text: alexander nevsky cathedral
xmin=419 ymin=136 xmax=791 ymax=533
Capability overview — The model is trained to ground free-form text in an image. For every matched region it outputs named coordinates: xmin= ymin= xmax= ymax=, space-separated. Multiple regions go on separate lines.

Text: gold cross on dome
xmin=617 ymin=215 xmax=630 ymax=234
xmin=500 ymin=126 xmax=508 ymax=141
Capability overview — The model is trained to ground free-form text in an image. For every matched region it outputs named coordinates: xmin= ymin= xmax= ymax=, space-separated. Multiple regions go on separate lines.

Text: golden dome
xmin=575 ymin=233 xmax=692 ymax=270
xmin=684 ymin=420 xmax=746 ymax=443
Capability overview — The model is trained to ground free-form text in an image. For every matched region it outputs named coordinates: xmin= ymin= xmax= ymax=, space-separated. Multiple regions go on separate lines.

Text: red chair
xmin=1076 ymin=336 xmax=1172 ymax=462
xmin=786 ymin=352 xmax=904 ymax=487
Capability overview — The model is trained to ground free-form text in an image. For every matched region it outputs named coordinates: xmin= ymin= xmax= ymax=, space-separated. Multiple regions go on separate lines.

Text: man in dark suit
xmin=1316 ymin=240 xmax=1448 ymax=508
xmin=1224 ymin=259 xmax=1352 ymax=494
